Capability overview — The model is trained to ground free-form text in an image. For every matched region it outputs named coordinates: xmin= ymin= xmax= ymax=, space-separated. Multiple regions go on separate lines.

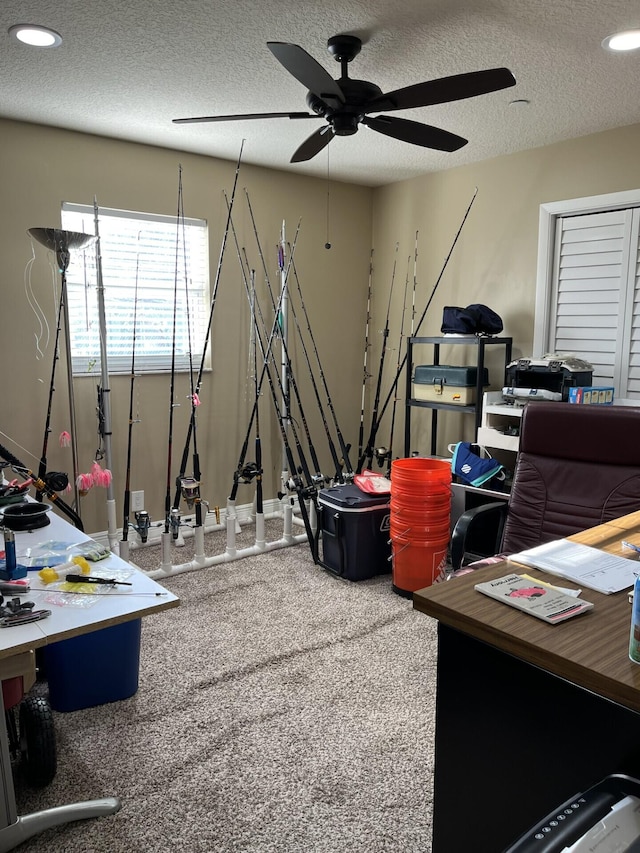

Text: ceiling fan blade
xmin=366 ymin=67 xmax=516 ymax=112
xmin=362 ymin=115 xmax=467 ymax=152
xmin=173 ymin=111 xmax=318 ymax=124
xmin=267 ymin=42 xmax=345 ymax=105
xmin=290 ymin=126 xmax=335 ymax=163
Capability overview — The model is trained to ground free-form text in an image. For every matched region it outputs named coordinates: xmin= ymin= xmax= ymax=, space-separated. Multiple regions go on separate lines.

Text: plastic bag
xmin=354 ymin=470 xmax=392 ymax=495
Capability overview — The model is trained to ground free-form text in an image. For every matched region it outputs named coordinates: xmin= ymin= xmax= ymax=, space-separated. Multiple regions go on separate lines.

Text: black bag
xmin=441 ymin=304 xmax=503 ymax=335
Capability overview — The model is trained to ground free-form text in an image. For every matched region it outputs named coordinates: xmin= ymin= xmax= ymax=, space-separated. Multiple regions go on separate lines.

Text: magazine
xmin=474 ymin=573 xmax=594 ymax=623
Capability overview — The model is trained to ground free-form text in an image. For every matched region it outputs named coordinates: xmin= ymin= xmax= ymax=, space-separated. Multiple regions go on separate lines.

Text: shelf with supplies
xmin=404 ymin=336 xmax=513 ymax=457
xmin=477 ymin=390 xmax=524 ymax=453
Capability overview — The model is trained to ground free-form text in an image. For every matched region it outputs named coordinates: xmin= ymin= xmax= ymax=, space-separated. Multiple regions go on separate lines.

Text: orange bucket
xmin=390 ymin=498 xmax=451 ymax=523
xmin=391 ymin=457 xmax=451 ymax=492
xmin=391 ymin=531 xmax=449 ymax=596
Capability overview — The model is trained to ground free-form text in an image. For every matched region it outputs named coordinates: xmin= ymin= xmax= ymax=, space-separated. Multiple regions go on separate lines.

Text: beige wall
xmin=3 ymin=117 xmax=640 ymax=536
xmin=0 ymin=119 xmax=373 ymax=534
xmin=370 ymin=122 xmax=640 ymax=461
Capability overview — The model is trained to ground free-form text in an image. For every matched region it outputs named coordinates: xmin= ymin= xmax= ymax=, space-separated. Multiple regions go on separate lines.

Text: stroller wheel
xmin=19 ymin=695 xmax=57 ymax=787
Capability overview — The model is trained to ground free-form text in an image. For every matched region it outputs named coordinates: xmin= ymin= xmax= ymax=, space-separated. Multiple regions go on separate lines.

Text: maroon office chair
xmin=450 ymin=401 xmax=640 ymax=571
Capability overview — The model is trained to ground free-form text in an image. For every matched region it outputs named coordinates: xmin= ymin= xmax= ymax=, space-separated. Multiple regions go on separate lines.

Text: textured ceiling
xmin=1 ymin=0 xmax=640 ymax=186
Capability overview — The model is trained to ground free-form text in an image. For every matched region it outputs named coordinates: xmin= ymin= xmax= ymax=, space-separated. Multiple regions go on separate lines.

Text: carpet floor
xmin=13 ymin=521 xmax=438 ymax=852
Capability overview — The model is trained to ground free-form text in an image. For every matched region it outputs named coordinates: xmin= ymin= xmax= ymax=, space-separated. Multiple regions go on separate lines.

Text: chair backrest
xmin=501 ymin=401 xmax=640 ymax=554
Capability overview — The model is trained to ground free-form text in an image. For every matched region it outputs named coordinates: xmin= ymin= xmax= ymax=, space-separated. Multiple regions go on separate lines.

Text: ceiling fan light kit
xmin=174 ymin=34 xmax=516 ymax=163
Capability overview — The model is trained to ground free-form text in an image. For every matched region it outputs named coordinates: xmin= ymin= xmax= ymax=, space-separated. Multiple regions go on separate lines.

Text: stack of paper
xmin=508 ymin=539 xmax=637 ymax=594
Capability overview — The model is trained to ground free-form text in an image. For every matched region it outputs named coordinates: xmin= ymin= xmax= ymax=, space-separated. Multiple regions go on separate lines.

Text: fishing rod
xmin=272 ymin=232 xmax=326 ymax=484
xmin=358 ymin=242 xmax=399 ymax=473
xmin=282 ymin=253 xmax=344 ymax=483
xmin=93 ymin=198 xmax=118 ymax=551
xmin=173 ymin=141 xmax=245 ymax=509
xmin=164 ymin=170 xmax=183 ymax=538
xmin=0 ymin=439 xmax=83 ymax=530
xmin=229 ymin=225 xmax=317 ymax=554
xmin=121 ymin=232 xmax=141 ymax=557
xmin=250 ymin=304 xmax=318 ymax=558
xmin=173 ymin=168 xmax=205 ymax=532
xmin=385 ymin=254 xmax=411 ymax=476
xmin=250 ymin=271 xmax=263 ymax=518
xmin=287 ymin=252 xmax=355 ymax=481
xmin=360 ymin=189 xmax=478 ymax=466
xmin=411 ymin=230 xmax=419 ymax=338
xmin=357 ymin=250 xmax=373 ymax=465
xmin=35 ymin=273 xmax=66 ymax=502
xmin=243 ymin=194 xmax=326 ymax=486
xmin=226 ymin=216 xmax=305 ymax=504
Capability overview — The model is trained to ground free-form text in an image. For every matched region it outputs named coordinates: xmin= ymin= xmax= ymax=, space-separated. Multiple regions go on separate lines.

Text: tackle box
xmin=412 ymin=365 xmax=489 ymax=405
xmin=505 ymin=355 xmax=593 ymax=402
xmin=316 ymin=484 xmax=391 ymax=581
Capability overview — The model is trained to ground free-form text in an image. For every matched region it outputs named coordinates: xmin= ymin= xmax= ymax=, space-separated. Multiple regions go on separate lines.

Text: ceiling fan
xmin=173 ymin=34 xmax=516 ymax=163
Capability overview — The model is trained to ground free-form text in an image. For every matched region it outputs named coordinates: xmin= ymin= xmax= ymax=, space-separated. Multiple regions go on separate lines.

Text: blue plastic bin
xmin=44 ymin=619 xmax=142 ymax=712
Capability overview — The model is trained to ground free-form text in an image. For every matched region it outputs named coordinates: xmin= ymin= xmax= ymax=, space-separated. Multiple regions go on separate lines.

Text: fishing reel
xmin=374 ymin=446 xmax=391 ymax=468
xmin=169 ymin=507 xmax=181 ymax=540
xmin=234 ymin=462 xmax=262 ymax=485
xmin=280 ymin=476 xmax=318 ymax=501
xmin=278 ymin=473 xmax=305 ymax=500
xmin=133 ymin=510 xmax=151 ymax=543
xmin=178 ymin=476 xmax=201 ymax=509
xmin=42 ymin=471 xmax=69 ymax=492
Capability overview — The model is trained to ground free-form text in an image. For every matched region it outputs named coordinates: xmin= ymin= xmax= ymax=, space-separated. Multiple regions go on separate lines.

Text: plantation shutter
xmin=547 ymin=208 xmax=640 ymax=400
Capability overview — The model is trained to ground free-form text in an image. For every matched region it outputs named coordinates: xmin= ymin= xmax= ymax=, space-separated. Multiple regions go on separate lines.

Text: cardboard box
xmin=567 ymin=386 xmax=614 ymax=405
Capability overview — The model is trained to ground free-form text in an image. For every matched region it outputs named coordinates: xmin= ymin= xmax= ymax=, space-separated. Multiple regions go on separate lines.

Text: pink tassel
xmin=76 ymin=472 xmax=94 ymax=495
xmin=59 ymin=431 xmax=71 ymax=448
xmin=91 ymin=461 xmax=112 ymax=488
xmin=192 ymin=392 xmax=201 ymax=407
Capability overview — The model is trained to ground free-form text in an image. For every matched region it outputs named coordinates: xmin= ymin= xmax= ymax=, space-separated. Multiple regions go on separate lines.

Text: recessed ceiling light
xmin=8 ymin=24 xmax=62 ymax=48
xmin=602 ymin=29 xmax=640 ymax=52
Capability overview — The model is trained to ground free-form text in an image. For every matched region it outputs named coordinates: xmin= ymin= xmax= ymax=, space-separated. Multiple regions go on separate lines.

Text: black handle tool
xmin=65 ymin=574 xmax=133 ymax=586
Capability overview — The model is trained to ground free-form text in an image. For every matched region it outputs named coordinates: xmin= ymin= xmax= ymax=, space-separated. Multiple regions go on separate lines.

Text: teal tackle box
xmin=412 ymin=365 xmax=489 ymax=405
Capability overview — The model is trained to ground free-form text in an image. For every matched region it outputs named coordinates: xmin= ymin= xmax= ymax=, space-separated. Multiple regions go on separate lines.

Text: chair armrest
xmin=450 ymin=501 xmax=508 ymax=571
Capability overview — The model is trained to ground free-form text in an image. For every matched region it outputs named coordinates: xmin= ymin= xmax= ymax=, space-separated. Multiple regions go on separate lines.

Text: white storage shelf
xmin=477 ymin=391 xmax=524 ymax=453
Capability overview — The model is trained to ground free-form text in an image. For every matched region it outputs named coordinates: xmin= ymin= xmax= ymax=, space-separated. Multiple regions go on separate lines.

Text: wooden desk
xmin=413 ymin=512 xmax=640 ymax=853
xmin=0 ymin=509 xmax=179 ymax=852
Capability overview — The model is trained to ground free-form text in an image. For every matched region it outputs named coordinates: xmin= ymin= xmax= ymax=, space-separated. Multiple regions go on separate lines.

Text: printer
xmin=503 ymin=354 xmax=593 ymax=403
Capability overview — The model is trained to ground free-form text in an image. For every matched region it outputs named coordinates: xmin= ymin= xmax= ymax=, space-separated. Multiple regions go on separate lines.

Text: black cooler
xmin=317 ymin=484 xmax=391 ymax=580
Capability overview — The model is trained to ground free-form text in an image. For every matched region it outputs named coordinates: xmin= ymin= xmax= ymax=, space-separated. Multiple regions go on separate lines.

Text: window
xmin=534 ymin=189 xmax=640 ymax=403
xmin=61 ymin=203 xmax=210 ymax=374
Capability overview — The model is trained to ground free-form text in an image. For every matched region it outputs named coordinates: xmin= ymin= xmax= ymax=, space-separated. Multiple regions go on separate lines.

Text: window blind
xmin=61 ymin=203 xmax=210 ymax=374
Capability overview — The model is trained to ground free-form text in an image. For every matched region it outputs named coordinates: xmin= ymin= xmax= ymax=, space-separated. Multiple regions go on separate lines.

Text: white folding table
xmin=0 ymin=508 xmax=179 ymax=851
